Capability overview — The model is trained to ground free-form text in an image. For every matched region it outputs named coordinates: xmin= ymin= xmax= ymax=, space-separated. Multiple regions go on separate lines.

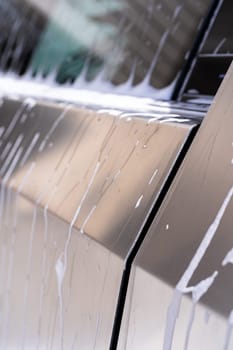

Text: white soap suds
xmin=163 ymin=185 xmax=233 ymax=350
xmin=135 ymin=195 xmax=143 ymax=209
xmin=222 ymin=247 xmax=233 ymax=266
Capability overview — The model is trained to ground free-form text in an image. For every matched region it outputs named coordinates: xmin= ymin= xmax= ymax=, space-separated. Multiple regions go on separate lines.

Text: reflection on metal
xmin=0 ymin=0 xmax=212 ymax=97
xmin=0 ymin=97 xmax=196 ymax=348
xmin=118 ymin=62 xmax=233 ymax=349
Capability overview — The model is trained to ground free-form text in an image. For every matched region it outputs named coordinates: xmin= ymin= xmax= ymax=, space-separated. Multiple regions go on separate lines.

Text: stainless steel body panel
xmin=0 ymin=193 xmax=122 ymax=350
xmin=118 ymin=63 xmax=233 ymax=349
xmin=0 ymin=97 xmax=196 ymax=348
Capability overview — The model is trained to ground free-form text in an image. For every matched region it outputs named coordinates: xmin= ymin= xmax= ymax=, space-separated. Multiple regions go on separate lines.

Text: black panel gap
xmin=109 ymin=123 xmax=199 ymax=350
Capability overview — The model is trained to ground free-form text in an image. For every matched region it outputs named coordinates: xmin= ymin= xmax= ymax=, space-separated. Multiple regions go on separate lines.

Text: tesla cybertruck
xmin=0 ymin=0 xmax=232 ymax=349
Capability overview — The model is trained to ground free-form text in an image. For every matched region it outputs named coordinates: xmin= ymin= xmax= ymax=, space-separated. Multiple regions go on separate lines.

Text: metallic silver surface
xmin=118 ymin=62 xmax=233 ymax=349
xmin=0 ymin=193 xmax=122 ymax=349
xmin=0 ymin=98 xmax=195 ymax=348
xmin=0 ymin=97 xmax=196 ymax=257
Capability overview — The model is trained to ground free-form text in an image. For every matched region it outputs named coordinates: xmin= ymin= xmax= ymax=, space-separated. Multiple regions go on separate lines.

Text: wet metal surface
xmin=0 ymin=193 xmax=122 ymax=349
xmin=0 ymin=98 xmax=197 ymax=257
xmin=0 ymin=97 xmax=196 ymax=348
xmin=118 ymin=62 xmax=233 ymax=349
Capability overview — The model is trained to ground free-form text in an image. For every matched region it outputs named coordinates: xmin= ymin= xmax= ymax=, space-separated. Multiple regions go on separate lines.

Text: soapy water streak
xmin=0 ymin=128 xmax=33 ymax=348
xmin=221 ymin=248 xmax=233 ymax=350
xmin=0 ymin=101 xmax=70 ymax=348
xmin=55 ymin=160 xmax=101 ymax=350
xmin=16 ymin=104 xmax=112 ymax=348
xmin=5 ymin=107 xmax=89 ymax=344
xmin=1 ymin=163 xmax=36 ymax=349
xmin=21 ymin=105 xmax=82 ymax=348
xmin=54 ymin=115 xmax=145 ymax=348
xmin=0 ymin=103 xmax=73 ymax=348
xmin=163 ymin=186 xmax=233 ymax=350
xmin=182 ymin=271 xmax=218 ymax=350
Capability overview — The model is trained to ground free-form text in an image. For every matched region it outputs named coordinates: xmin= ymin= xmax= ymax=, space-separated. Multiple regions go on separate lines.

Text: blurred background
xmin=0 ymin=0 xmax=214 ymax=97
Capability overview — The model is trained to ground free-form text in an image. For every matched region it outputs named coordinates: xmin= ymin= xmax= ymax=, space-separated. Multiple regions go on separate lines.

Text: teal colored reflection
xmin=30 ymin=0 xmax=126 ymax=82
